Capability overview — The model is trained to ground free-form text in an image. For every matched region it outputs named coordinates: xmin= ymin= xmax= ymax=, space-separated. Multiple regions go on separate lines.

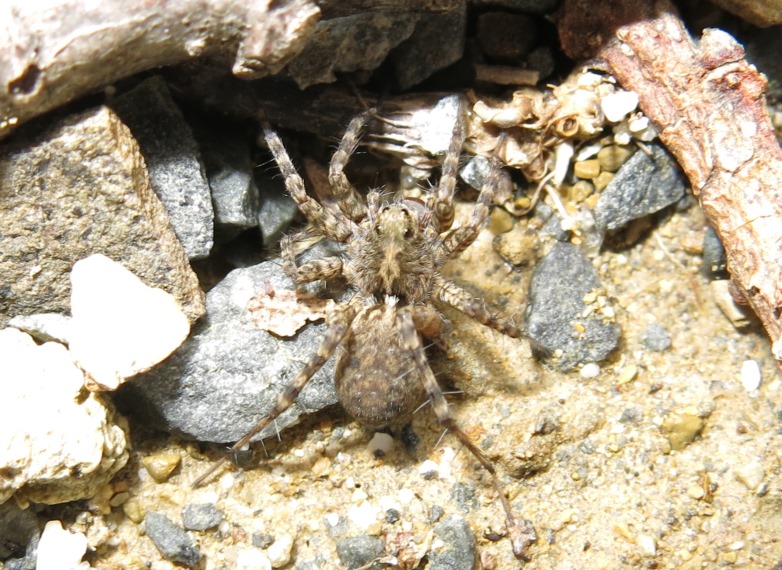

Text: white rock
xmin=236 ymin=548 xmax=272 ymax=570
xmin=267 ymin=533 xmax=294 ymax=568
xmin=0 ymin=328 xmax=128 ymax=504
xmin=580 ymin=363 xmax=601 ymax=378
xmin=734 ymin=460 xmax=765 ymax=491
xmin=601 ymin=90 xmax=639 ymax=123
xmin=69 ymin=254 xmax=190 ymax=390
xmin=36 ymin=520 xmax=89 ymax=570
xmin=368 ymin=432 xmax=394 ymax=455
xmin=740 ymin=359 xmax=762 ymax=391
xmin=637 ymin=533 xmax=656 ymax=556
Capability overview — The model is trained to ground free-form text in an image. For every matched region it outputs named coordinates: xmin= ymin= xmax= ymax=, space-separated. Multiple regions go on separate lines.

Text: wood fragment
xmin=558 ymin=0 xmax=782 ymax=363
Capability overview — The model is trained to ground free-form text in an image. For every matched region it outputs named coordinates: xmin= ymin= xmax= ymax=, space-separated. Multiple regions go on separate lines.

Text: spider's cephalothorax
xmin=194 ymin=106 xmax=537 ymax=559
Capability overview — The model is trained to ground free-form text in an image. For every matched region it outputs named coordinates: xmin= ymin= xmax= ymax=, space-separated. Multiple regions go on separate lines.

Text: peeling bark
xmin=559 ymin=0 xmax=782 ymax=362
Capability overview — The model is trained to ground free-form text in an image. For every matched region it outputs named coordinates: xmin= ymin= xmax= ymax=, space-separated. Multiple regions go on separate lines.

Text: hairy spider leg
xmin=328 ymin=110 xmax=372 ymax=222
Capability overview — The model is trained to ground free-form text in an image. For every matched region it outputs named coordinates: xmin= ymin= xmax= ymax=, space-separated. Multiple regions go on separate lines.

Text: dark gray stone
xmin=257 ymin=177 xmax=299 ymax=250
xmin=427 ymin=515 xmax=476 ymax=570
xmin=471 ymin=0 xmax=561 ymax=14
xmin=451 ymin=482 xmax=477 ymax=514
xmin=194 ymin=125 xmax=260 ymax=236
xmin=122 ymin=259 xmax=339 ymax=443
xmin=593 ymin=142 xmax=687 ymax=232
xmin=0 ymin=501 xmax=39 ymax=570
xmin=702 ymin=225 xmax=728 ymax=279
xmin=525 ymin=242 xmax=621 ymax=370
xmin=640 ymin=323 xmax=672 ymax=352
xmin=181 ymin=503 xmax=223 ymax=531
xmin=390 ymin=2 xmax=467 ymax=89
xmin=144 ymin=511 xmax=200 ymax=567
xmin=112 ymin=76 xmax=214 ymax=259
xmin=336 ymin=535 xmax=385 ymax=570
xmin=288 ymin=13 xmax=418 ymax=89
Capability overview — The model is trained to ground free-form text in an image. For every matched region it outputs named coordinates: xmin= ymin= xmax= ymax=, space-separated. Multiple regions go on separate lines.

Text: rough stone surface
xmin=0 ymin=501 xmax=39 ymax=570
xmin=390 ymin=3 xmax=467 ymax=89
xmin=181 ymin=503 xmax=223 ymax=531
xmin=256 ymin=178 xmax=299 ymax=250
xmin=427 ymin=516 xmax=476 ymax=570
xmin=69 ymin=254 xmax=190 ymax=390
xmin=112 ymin=76 xmax=214 ymax=259
xmin=0 ymin=105 xmax=205 ymax=326
xmin=0 ymin=328 xmax=129 ymax=505
xmin=195 ymin=123 xmax=260 ymax=237
xmin=288 ymin=13 xmax=418 ymax=89
xmin=593 ymin=142 xmax=687 ymax=232
xmin=121 ymin=259 xmax=339 ymax=443
xmin=640 ymin=323 xmax=672 ymax=352
xmin=35 ymin=520 xmax=87 ymax=570
xmin=525 ymin=242 xmax=621 ymax=370
xmin=335 ymin=535 xmax=385 ymax=570
xmin=144 ymin=511 xmax=200 ymax=567
xmin=8 ymin=313 xmax=72 ymax=344
xmin=702 ymin=225 xmax=728 ymax=278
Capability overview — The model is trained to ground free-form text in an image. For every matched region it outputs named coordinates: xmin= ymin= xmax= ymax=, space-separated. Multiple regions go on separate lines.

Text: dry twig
xmin=558 ymin=0 xmax=782 ymax=363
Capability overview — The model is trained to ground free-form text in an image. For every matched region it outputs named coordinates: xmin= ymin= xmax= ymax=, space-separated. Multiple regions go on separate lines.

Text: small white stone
xmin=69 ymin=254 xmax=190 ymax=390
xmin=36 ymin=520 xmax=89 ymax=570
xmin=236 ymin=548 xmax=272 ymax=570
xmin=368 ymin=432 xmax=394 ymax=455
xmin=601 ymin=90 xmax=639 ymax=122
xmin=735 ymin=461 xmax=765 ymax=491
xmin=267 ymin=533 xmax=294 ymax=568
xmin=418 ymin=459 xmax=440 ymax=478
xmin=348 ymin=500 xmax=378 ymax=530
xmin=637 ymin=533 xmax=656 ymax=556
xmin=740 ymin=359 xmax=762 ymax=391
xmin=580 ymin=363 xmax=601 ymax=378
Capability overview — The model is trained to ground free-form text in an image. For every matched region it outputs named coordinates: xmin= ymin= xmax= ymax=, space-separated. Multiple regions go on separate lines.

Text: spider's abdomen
xmin=334 ymin=303 xmax=426 ymax=428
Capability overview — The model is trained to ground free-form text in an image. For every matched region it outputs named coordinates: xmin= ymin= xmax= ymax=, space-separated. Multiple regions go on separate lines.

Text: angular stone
xmin=144 ymin=512 xmax=200 ymax=567
xmin=288 ymin=13 xmax=418 ymax=89
xmin=0 ymin=328 xmax=129 ymax=505
xmin=593 ymin=142 xmax=687 ymax=232
xmin=525 ymin=242 xmax=621 ymax=370
xmin=0 ymin=106 xmax=205 ymax=325
xmin=112 ymin=76 xmax=214 ymax=259
xmin=121 ymin=258 xmax=339 ymax=443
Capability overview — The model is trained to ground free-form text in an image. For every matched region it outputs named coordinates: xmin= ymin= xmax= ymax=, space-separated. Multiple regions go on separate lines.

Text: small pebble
xmin=661 ymin=408 xmax=705 ymax=450
xmin=368 ymin=432 xmax=394 ymax=456
xmin=336 ymin=535 xmax=385 ymax=570
xmin=181 ymin=503 xmax=223 ymax=531
xmin=267 ymin=533 xmax=294 ymax=568
xmin=123 ymin=499 xmax=145 ymax=524
xmin=142 ymin=452 xmax=182 ymax=483
xmin=573 ymin=159 xmax=601 ymax=179
xmin=734 ymin=461 xmax=765 ymax=491
xmin=428 ymin=516 xmax=477 ymax=570
xmin=592 ymin=171 xmax=614 ymax=191
xmin=36 ymin=520 xmax=88 ymax=570
xmin=597 ymin=144 xmax=634 ymax=172
xmin=580 ymin=363 xmax=601 ymax=378
xmin=687 ymin=485 xmax=705 ymax=500
xmin=144 ymin=512 xmax=200 ymax=567
xmin=637 ymin=533 xmax=657 ymax=556
xmin=601 ymin=90 xmax=639 ymax=122
xmin=640 ymin=323 xmax=672 ymax=352
xmin=740 ymin=359 xmax=762 ymax=391
xmin=488 ymin=208 xmax=515 ymax=234
xmin=236 ymin=548 xmax=272 ymax=570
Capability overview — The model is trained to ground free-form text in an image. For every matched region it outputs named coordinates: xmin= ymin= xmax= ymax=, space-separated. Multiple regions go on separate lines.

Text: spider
xmin=193 ymin=104 xmax=537 ymax=559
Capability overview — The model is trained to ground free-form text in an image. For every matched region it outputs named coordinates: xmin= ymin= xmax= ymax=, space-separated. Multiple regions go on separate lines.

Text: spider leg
xmin=263 ymin=123 xmax=353 ymax=242
xmin=280 ymin=233 xmax=343 ymax=284
xmin=432 ymin=275 xmax=524 ymax=338
xmin=442 ymin=155 xmax=500 ymax=257
xmin=431 ymin=102 xmax=466 ymax=233
xmin=329 ymin=111 xmax=371 ymax=222
xmin=192 ymin=297 xmax=360 ymax=487
xmin=396 ymin=309 xmax=536 ymax=560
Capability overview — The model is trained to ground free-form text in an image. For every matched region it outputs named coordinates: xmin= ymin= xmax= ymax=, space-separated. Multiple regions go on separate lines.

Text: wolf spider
xmin=193 ymin=105 xmax=536 ymax=559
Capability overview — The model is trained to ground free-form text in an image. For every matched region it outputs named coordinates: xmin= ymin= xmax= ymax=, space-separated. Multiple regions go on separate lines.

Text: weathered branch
xmin=558 ymin=0 xmax=782 ymax=362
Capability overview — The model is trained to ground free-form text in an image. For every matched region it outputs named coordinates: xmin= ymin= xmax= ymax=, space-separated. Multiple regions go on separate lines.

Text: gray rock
xmin=0 ymin=501 xmax=39 ymax=570
xmin=390 ymin=2 xmax=467 ymax=89
xmin=195 ymin=125 xmax=260 ymax=237
xmin=471 ymin=0 xmax=560 ymax=14
xmin=123 ymin=260 xmax=339 ymax=443
xmin=0 ymin=106 xmax=205 ymax=326
xmin=593 ymin=142 xmax=687 ymax=232
xmin=144 ymin=511 xmax=200 ymax=567
xmin=640 ymin=323 xmax=672 ymax=352
xmin=257 ymin=177 xmax=299 ymax=250
xmin=427 ymin=515 xmax=476 ymax=570
xmin=335 ymin=535 xmax=385 ymax=570
xmin=112 ymin=76 xmax=214 ymax=259
xmin=525 ymin=242 xmax=621 ymax=370
xmin=288 ymin=13 xmax=418 ymax=89
xmin=702 ymin=225 xmax=728 ymax=278
xmin=181 ymin=503 xmax=223 ymax=531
